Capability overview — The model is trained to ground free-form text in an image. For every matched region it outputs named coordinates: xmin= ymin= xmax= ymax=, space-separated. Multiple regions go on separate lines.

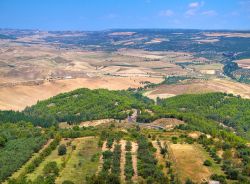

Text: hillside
xmin=157 ymin=93 xmax=250 ymax=140
xmin=1 ymin=0 xmax=250 ymax=183
xmin=0 ymin=89 xmax=250 ymax=184
xmin=2 ymin=89 xmax=250 ymax=141
xmin=23 ymin=88 xmax=153 ymax=127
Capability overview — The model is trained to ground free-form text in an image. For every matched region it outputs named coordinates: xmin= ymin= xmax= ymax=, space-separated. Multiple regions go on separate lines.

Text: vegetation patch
xmin=0 ymin=123 xmax=46 ymax=183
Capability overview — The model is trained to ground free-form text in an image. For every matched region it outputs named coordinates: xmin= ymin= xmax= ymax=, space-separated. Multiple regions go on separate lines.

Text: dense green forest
xmin=23 ymin=88 xmax=153 ymax=127
xmin=0 ymin=111 xmax=47 ymax=127
xmin=1 ymin=89 xmax=250 ymax=141
xmin=157 ymin=92 xmax=250 ymax=140
xmin=0 ymin=122 xmax=47 ymax=182
xmin=1 ymin=89 xmax=250 ymax=142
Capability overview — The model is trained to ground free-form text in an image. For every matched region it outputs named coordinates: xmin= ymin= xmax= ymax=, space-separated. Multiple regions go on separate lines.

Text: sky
xmin=0 ymin=0 xmax=250 ymax=31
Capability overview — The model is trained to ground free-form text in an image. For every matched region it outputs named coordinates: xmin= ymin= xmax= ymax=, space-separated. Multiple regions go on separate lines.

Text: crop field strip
xmin=25 ymin=138 xmax=70 ymax=181
xmin=4 ymin=138 xmax=60 ymax=184
xmin=120 ymin=140 xmax=126 ymax=181
xmin=56 ymin=137 xmax=101 ymax=184
xmin=5 ymin=138 xmax=54 ymax=182
xmin=131 ymin=141 xmax=138 ymax=181
xmin=98 ymin=139 xmax=138 ymax=183
xmin=7 ymin=137 xmax=101 ymax=184
xmin=152 ymin=140 xmax=169 ymax=177
xmin=142 ymin=128 xmax=226 ymax=183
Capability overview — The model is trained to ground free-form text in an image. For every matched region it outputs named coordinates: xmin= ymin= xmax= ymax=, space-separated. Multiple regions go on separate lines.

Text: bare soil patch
xmin=150 ymin=118 xmax=185 ymax=130
xmin=131 ymin=141 xmax=138 ymax=182
xmin=188 ymin=131 xmax=202 ymax=139
xmin=79 ymin=119 xmax=114 ymax=127
xmin=235 ymin=59 xmax=250 ymax=69
xmin=120 ymin=140 xmax=126 ymax=182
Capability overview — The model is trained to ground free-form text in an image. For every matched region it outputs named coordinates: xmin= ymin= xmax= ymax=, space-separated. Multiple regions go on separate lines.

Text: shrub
xmin=125 ymin=141 xmax=132 ymax=151
xmin=172 ymin=137 xmax=178 ymax=144
xmin=106 ymin=137 xmax=114 ymax=149
xmin=125 ymin=152 xmax=134 ymax=181
xmin=210 ymin=174 xmax=227 ymax=184
xmin=43 ymin=161 xmax=59 ymax=176
xmin=62 ymin=180 xmax=75 ymax=184
xmin=58 ymin=144 xmax=67 ymax=155
xmin=0 ymin=136 xmax=6 ymax=147
xmin=203 ymin=160 xmax=212 ymax=166
xmin=111 ymin=144 xmax=121 ymax=175
xmin=137 ymin=135 xmax=168 ymax=183
xmin=185 ymin=178 xmax=194 ymax=184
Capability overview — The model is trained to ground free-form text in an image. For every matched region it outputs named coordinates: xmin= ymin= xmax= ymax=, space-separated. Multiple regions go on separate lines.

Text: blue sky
xmin=0 ymin=0 xmax=250 ymax=30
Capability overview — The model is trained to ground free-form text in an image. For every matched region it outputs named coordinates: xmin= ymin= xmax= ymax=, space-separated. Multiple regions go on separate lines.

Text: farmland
xmin=0 ymin=88 xmax=249 ymax=184
xmin=1 ymin=29 xmax=250 ymax=111
xmin=0 ymin=29 xmax=250 ymax=184
xmin=1 ymin=118 xmax=250 ymax=184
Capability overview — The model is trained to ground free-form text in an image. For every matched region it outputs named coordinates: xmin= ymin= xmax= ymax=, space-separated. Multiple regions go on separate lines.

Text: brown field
xmin=144 ymin=38 xmax=168 ymax=44
xmin=145 ymin=78 xmax=250 ymax=100
xmin=169 ymin=143 xmax=211 ymax=183
xmin=108 ymin=32 xmax=136 ymax=36
xmin=0 ymin=40 xmax=196 ymax=111
xmin=195 ymin=39 xmax=220 ymax=43
xmin=140 ymin=118 xmax=185 ymax=130
xmin=235 ymin=59 xmax=250 ymax=69
xmin=203 ymin=32 xmax=250 ymax=38
xmin=0 ymin=76 xmax=162 ymax=110
xmin=1 ymin=35 xmax=249 ymax=111
xmin=191 ymin=63 xmax=223 ymax=74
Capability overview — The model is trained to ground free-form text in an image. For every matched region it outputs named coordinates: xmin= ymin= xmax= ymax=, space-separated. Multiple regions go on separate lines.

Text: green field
xmin=56 ymin=137 xmax=101 ymax=184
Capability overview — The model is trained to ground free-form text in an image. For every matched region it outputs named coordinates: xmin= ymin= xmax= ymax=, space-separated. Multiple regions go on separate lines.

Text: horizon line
xmin=1 ymin=27 xmax=250 ymax=32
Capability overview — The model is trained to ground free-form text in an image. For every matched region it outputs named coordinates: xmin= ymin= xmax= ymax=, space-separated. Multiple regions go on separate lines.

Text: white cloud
xmin=189 ymin=2 xmax=199 ymax=8
xmin=188 ymin=1 xmax=204 ymax=8
xmin=186 ymin=1 xmax=205 ymax=16
xmin=201 ymin=10 xmax=217 ymax=16
xmin=185 ymin=9 xmax=196 ymax=16
xmin=159 ymin=9 xmax=174 ymax=17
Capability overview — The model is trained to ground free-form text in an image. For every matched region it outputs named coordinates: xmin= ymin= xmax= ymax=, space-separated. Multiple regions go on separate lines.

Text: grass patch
xmin=169 ymin=143 xmax=212 ymax=183
xmin=26 ymin=139 xmax=72 ymax=181
xmin=56 ymin=137 xmax=101 ymax=184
